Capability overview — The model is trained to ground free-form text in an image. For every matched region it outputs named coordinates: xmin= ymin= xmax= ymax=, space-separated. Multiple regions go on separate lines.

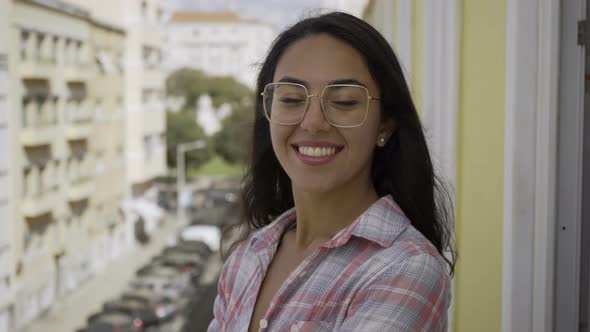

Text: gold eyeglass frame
xmin=260 ymin=82 xmax=381 ymax=128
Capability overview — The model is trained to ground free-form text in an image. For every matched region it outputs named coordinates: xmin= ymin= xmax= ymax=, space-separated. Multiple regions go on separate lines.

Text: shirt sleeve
xmin=339 ymin=253 xmax=450 ymax=332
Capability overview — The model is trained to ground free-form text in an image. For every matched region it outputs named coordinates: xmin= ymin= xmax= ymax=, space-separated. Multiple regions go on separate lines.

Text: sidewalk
xmin=19 ymin=218 xmax=181 ymax=332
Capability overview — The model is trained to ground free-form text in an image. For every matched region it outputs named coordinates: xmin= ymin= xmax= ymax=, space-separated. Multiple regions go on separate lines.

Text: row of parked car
xmin=76 ymin=239 xmax=213 ymax=332
xmin=76 ymin=184 xmax=241 ymax=332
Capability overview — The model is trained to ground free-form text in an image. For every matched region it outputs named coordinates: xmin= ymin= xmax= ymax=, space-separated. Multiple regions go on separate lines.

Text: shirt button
xmin=259 ymin=319 xmax=268 ymax=329
xmin=291 ymin=324 xmax=300 ymax=332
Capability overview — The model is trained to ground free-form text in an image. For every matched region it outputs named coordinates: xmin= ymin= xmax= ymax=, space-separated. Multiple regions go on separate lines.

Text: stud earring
xmin=377 ymin=136 xmax=386 ymax=147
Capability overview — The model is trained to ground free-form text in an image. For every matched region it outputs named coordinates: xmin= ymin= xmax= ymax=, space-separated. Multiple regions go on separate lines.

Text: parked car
xmin=178 ymin=226 xmax=220 ymax=252
xmin=120 ymin=289 xmax=179 ymax=322
xmin=101 ymin=298 xmax=160 ymax=328
xmin=163 ymin=241 xmax=212 ymax=258
xmin=129 ymin=275 xmax=192 ymax=299
xmin=136 ymin=264 xmax=192 ymax=289
xmin=86 ymin=310 xmax=151 ymax=331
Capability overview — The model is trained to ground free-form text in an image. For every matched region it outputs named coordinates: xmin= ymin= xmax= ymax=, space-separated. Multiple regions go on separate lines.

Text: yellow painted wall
xmin=454 ymin=0 xmax=506 ymax=331
xmin=411 ymin=0 xmax=423 ymax=114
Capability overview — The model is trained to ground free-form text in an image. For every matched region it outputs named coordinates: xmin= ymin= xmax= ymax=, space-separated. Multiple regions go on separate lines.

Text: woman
xmin=208 ymin=12 xmax=456 ymax=332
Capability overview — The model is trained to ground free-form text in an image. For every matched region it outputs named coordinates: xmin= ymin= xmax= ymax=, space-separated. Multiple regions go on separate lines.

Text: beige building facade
xmin=83 ymin=0 xmax=167 ymax=234
xmin=3 ymin=0 xmax=130 ymax=330
xmin=87 ymin=18 xmax=128 ymax=277
xmin=0 ymin=2 xmax=14 ymax=332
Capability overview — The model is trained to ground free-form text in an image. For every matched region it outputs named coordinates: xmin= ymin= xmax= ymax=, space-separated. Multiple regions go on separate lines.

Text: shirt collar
xmin=249 ymin=195 xmax=410 ymax=251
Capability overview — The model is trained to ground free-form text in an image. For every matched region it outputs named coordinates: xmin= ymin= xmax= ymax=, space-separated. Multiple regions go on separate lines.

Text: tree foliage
xmin=213 ymin=102 xmax=256 ymax=165
xmin=166 ymin=110 xmax=212 ymax=169
xmin=166 ymin=67 xmax=257 ymax=167
xmin=166 ymin=68 xmax=252 ymax=109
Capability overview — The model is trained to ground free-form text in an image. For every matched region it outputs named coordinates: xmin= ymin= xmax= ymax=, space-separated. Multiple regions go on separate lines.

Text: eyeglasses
xmin=261 ymin=82 xmax=380 ymax=128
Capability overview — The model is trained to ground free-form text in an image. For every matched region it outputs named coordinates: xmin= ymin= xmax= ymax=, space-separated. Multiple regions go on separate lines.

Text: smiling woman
xmin=208 ymin=12 xmax=456 ymax=332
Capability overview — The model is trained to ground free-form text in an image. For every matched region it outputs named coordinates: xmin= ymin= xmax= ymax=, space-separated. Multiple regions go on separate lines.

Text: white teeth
xmin=297 ymin=146 xmax=337 ymax=157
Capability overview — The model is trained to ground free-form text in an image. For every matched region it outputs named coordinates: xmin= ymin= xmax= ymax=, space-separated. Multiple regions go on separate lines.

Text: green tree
xmin=213 ymin=101 xmax=256 ymax=164
xmin=166 ymin=67 xmax=257 ymax=166
xmin=166 ymin=110 xmax=212 ymax=169
xmin=166 ymin=68 xmax=252 ymax=109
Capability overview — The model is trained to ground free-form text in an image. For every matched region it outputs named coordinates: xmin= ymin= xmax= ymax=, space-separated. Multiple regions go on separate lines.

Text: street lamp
xmin=176 ymin=140 xmax=206 ymax=224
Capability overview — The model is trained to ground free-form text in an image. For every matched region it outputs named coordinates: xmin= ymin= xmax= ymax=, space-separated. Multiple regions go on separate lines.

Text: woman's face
xmin=270 ymin=33 xmax=390 ymax=194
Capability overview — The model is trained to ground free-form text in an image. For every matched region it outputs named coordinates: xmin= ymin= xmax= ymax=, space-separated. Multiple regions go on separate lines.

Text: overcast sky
xmin=169 ymin=0 xmax=328 ymax=31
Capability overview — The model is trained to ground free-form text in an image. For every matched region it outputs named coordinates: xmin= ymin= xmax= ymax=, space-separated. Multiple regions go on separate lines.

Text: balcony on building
xmin=67 ymin=175 xmax=94 ymax=202
xmin=21 ymin=164 xmax=58 ymax=218
xmin=20 ymin=79 xmax=57 ymax=147
xmin=19 ymin=30 xmax=57 ymax=78
xmin=63 ymin=38 xmax=91 ymax=81
xmin=65 ymin=82 xmax=92 ymax=141
xmin=66 ymin=152 xmax=94 ymax=202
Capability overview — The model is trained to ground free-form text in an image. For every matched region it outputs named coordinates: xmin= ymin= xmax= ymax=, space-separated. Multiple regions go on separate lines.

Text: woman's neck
xmin=291 ymin=180 xmax=379 ymax=253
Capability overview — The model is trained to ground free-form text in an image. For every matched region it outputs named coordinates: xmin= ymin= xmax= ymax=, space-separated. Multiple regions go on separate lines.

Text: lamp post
xmin=176 ymin=140 xmax=205 ymax=224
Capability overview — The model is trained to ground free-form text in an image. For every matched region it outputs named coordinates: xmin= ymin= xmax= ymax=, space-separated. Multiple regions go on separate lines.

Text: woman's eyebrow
xmin=277 ymin=76 xmax=308 ymax=86
xmin=277 ymin=77 xmax=368 ymax=88
xmin=327 ymin=78 xmax=367 ymax=87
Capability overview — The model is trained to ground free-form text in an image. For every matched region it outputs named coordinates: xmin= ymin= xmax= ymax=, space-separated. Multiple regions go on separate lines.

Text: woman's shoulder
xmin=362 ymin=222 xmax=449 ymax=280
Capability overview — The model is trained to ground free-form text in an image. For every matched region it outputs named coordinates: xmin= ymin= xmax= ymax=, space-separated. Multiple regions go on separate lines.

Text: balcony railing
xmin=21 ymin=187 xmax=57 ymax=218
xmin=66 ymin=176 xmax=94 ymax=202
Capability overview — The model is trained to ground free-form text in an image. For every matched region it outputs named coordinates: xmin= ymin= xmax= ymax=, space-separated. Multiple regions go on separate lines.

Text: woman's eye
xmin=279 ymin=97 xmax=306 ymax=104
xmin=332 ymin=100 xmax=359 ymax=107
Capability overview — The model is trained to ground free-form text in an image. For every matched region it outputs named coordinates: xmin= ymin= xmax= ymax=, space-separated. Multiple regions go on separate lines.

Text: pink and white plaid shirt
xmin=208 ymin=195 xmax=451 ymax=332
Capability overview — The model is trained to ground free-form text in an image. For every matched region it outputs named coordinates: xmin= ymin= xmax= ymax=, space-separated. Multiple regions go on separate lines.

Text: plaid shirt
xmin=208 ymin=195 xmax=450 ymax=332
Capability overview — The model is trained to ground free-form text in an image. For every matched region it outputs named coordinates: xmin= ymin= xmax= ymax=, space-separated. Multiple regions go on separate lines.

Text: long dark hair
xmin=228 ymin=11 xmax=456 ymax=275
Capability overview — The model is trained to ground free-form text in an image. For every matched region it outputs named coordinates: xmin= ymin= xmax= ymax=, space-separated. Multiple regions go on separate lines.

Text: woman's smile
xmin=291 ymin=141 xmax=344 ymax=165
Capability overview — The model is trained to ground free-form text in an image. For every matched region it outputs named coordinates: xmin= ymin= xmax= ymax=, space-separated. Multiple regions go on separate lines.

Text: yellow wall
xmin=411 ymin=0 xmax=423 ymax=114
xmin=454 ymin=0 xmax=506 ymax=331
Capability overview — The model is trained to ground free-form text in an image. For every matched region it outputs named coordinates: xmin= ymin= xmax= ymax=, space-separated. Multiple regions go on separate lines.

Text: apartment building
xmin=163 ymin=11 xmax=275 ymax=89
xmin=0 ymin=1 xmax=13 ymax=331
xmin=4 ymin=0 xmax=129 ymax=329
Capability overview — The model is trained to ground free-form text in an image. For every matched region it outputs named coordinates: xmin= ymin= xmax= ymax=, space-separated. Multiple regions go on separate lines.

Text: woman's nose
xmin=299 ymin=96 xmax=331 ymax=133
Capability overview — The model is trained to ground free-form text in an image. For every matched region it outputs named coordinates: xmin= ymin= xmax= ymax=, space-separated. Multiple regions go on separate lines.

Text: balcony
xmin=21 ymin=189 xmax=57 ymax=218
xmin=66 ymin=119 xmax=93 ymax=141
xmin=21 ymin=94 xmax=58 ymax=146
xmin=19 ymin=60 xmax=55 ymax=78
xmin=20 ymin=126 xmax=56 ymax=146
xmin=64 ymin=63 xmax=92 ymax=82
xmin=67 ymin=177 xmax=94 ymax=202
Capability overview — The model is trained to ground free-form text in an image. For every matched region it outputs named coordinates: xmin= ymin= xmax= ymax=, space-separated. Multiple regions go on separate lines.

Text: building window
xmin=35 ymin=33 xmax=45 ymax=63
xmin=51 ymin=36 xmax=59 ymax=63
xmin=64 ymin=39 xmax=71 ymax=64
xmin=22 ymin=167 xmax=31 ymax=198
xmin=20 ymin=30 xmax=29 ymax=60
xmin=141 ymin=0 xmax=148 ymax=18
xmin=75 ymin=41 xmax=83 ymax=65
xmin=157 ymin=7 xmax=164 ymax=23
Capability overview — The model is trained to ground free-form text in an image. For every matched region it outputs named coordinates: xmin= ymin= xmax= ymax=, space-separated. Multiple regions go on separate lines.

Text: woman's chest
xmin=228 ymin=243 xmax=368 ymax=331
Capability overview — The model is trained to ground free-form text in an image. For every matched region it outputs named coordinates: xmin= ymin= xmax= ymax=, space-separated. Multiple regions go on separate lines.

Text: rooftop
xmin=170 ymin=11 xmax=260 ymax=24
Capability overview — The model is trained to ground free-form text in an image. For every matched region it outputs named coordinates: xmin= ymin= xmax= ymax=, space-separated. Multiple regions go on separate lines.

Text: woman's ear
xmin=376 ymin=118 xmax=396 ymax=147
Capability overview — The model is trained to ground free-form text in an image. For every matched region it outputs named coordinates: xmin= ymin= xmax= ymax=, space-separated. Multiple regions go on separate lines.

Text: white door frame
xmin=502 ymin=0 xmax=561 ymax=331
